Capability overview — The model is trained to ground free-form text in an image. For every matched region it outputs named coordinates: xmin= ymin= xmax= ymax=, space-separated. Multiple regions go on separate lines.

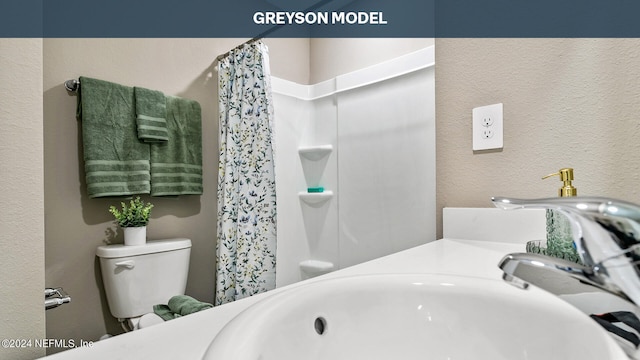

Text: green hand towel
xmin=152 ymin=304 xmax=176 ymax=321
xmin=150 ymin=95 xmax=203 ymax=196
xmin=134 ymin=87 xmax=169 ymax=143
xmin=152 ymin=295 xmax=213 ymax=321
xmin=78 ymin=77 xmax=151 ymax=198
xmin=168 ymin=295 xmax=213 ymax=315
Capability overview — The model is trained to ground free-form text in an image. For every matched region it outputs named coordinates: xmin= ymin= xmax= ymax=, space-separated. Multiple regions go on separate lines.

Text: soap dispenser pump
xmin=542 ymin=168 xmax=577 ymax=197
xmin=539 ymin=167 xmax=581 ymax=263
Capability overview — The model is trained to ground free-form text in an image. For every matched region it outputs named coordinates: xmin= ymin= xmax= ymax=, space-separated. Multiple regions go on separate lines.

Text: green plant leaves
xmin=108 ymin=196 xmax=154 ymax=228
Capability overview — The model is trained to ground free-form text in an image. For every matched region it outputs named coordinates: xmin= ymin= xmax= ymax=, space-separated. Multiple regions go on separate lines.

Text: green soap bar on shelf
xmin=307 ymin=187 xmax=324 ymax=193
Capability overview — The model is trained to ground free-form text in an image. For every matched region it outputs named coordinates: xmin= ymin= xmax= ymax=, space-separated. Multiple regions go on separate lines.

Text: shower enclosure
xmin=273 ymin=46 xmax=436 ymax=286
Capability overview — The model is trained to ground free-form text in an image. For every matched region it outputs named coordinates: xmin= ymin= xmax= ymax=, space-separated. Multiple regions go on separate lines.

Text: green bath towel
xmin=78 ymin=77 xmax=151 ymax=198
xmin=134 ymin=87 xmax=169 ymax=143
xmin=150 ymin=95 xmax=203 ymax=196
xmin=153 ymin=295 xmax=213 ymax=321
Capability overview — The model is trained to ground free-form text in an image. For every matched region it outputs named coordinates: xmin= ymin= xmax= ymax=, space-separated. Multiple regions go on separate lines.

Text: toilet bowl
xmin=130 ymin=313 xmax=165 ymax=330
xmin=96 ymin=238 xmax=192 ymax=331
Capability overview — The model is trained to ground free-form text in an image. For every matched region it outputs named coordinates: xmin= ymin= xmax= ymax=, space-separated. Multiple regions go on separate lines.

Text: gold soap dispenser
xmin=542 ymin=168 xmax=577 ymax=197
xmin=540 ymin=168 xmax=581 ymax=263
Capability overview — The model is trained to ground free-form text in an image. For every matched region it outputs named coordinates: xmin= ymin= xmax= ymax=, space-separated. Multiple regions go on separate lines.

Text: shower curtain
xmin=215 ymin=41 xmax=277 ymax=305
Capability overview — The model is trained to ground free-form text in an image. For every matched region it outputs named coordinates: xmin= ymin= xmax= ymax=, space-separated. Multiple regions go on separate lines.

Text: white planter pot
xmin=123 ymin=226 xmax=147 ymax=246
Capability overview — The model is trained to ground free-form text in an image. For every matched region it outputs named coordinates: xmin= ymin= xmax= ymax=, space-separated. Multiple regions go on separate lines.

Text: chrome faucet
xmin=493 ymin=196 xmax=640 ymax=305
xmin=493 ymin=196 xmax=640 ymax=356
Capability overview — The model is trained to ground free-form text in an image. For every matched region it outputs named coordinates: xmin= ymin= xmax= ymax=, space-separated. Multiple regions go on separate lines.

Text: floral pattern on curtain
xmin=215 ymin=41 xmax=277 ymax=305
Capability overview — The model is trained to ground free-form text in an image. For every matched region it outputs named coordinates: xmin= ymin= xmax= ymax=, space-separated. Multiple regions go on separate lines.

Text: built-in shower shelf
xmin=298 ymin=191 xmax=333 ymax=205
xmin=298 ymin=145 xmax=333 ymax=161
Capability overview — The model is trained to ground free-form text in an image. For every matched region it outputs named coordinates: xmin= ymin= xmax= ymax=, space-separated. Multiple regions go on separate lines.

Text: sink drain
xmin=314 ymin=317 xmax=327 ymax=335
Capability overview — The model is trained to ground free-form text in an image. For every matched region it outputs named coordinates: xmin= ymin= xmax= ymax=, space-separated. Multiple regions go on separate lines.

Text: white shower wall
xmin=273 ymin=47 xmax=436 ymax=287
xmin=272 ymin=87 xmax=340 ymax=287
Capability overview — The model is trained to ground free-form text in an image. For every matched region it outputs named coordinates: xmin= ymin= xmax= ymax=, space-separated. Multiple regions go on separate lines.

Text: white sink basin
xmin=203 ymin=273 xmax=626 ymax=360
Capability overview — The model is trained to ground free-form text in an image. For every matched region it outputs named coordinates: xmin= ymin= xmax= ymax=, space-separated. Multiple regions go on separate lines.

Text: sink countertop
xmin=42 ymin=238 xmax=524 ymax=360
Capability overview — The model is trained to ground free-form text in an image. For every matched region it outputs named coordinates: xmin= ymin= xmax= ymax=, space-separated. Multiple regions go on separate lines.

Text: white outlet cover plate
xmin=472 ymin=103 xmax=503 ymax=151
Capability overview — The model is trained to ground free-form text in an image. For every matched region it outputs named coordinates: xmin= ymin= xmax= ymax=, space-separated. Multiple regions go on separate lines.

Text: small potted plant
xmin=109 ymin=196 xmax=154 ymax=246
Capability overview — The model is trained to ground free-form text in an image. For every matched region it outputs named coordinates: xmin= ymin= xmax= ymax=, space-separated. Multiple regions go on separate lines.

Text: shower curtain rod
xmin=215 ymin=36 xmax=263 ymax=62
xmin=214 ymin=21 xmax=285 ymax=63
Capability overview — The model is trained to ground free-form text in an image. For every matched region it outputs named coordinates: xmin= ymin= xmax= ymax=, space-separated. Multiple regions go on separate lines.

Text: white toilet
xmin=96 ymin=238 xmax=192 ymax=331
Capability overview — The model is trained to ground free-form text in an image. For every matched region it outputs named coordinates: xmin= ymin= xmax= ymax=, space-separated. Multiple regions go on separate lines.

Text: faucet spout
xmin=499 ymin=252 xmax=630 ymax=302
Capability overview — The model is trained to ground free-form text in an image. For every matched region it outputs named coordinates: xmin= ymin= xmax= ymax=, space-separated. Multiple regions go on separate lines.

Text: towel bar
xmin=64 ymin=79 xmax=80 ymax=92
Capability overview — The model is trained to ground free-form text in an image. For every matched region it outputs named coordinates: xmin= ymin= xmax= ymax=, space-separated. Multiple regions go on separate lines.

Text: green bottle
xmin=541 ymin=168 xmax=582 ymax=264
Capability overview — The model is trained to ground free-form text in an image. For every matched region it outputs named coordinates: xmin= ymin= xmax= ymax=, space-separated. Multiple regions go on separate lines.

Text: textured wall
xmin=0 ymin=39 xmax=46 ymax=360
xmin=435 ymin=38 xmax=640 ymax=237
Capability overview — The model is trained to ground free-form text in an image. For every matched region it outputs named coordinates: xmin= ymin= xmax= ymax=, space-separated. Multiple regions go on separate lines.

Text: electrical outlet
xmin=482 ymin=117 xmax=494 ymax=127
xmin=473 ymin=103 xmax=503 ymax=151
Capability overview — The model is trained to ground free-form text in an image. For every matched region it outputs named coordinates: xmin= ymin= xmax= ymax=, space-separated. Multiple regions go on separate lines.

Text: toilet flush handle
xmin=115 ymin=260 xmax=135 ymax=269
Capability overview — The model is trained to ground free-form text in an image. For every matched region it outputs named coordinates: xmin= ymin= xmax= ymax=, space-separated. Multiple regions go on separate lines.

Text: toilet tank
xmin=96 ymin=238 xmax=191 ymax=319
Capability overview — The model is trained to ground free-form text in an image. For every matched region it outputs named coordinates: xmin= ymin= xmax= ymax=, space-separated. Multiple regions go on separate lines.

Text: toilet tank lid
xmin=96 ymin=238 xmax=192 ymax=258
